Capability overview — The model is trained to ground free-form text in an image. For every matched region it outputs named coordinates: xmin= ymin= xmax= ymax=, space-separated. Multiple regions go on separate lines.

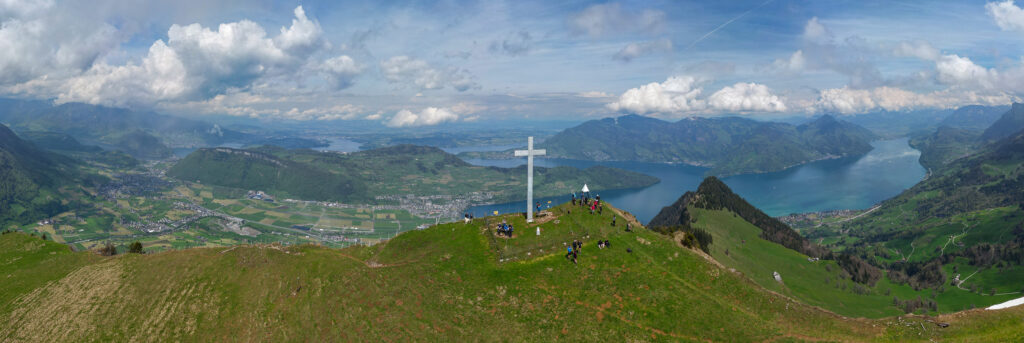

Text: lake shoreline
xmin=465 ymin=138 xmax=926 ymax=224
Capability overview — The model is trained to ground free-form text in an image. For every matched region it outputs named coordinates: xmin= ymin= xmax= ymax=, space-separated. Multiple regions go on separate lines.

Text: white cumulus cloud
xmin=386 ymin=107 xmax=460 ymax=127
xmin=987 ymin=0 xmax=1024 ymax=32
xmin=55 ymin=5 xmax=330 ymax=106
xmin=771 ymin=50 xmax=806 ymax=73
xmin=283 ymin=104 xmax=362 ymax=121
xmin=274 ymin=6 xmax=324 ymax=55
xmin=0 ymin=1 xmax=118 ymax=84
xmin=57 ymin=40 xmax=188 ymax=106
xmin=935 ymin=54 xmax=999 ymax=89
xmin=802 ymin=17 xmax=832 ymax=44
xmin=606 ymin=76 xmax=705 ymax=115
xmin=380 ymin=56 xmax=479 ymax=92
xmin=812 ymin=86 xmax=1014 ymax=114
xmin=707 ymin=82 xmax=787 ymax=112
xmin=320 ymin=55 xmax=363 ymax=90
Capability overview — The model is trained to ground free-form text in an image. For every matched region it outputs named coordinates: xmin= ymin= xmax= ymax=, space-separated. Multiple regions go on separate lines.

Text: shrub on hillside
xmin=99 ymin=243 xmax=117 ymax=256
xmin=128 ymin=241 xmax=143 ymax=254
xmin=678 ymin=228 xmax=713 ymax=254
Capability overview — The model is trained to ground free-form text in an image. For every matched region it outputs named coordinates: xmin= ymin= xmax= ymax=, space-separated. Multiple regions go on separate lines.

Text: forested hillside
xmin=540 ymin=114 xmax=876 ymax=176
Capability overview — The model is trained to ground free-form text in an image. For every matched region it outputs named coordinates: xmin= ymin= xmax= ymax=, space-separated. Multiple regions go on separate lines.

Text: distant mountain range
xmin=0 ymin=99 xmax=249 ymax=159
xmin=537 ymin=114 xmax=876 ymax=176
xmin=940 ymin=105 xmax=1010 ymax=131
xmin=169 ymin=144 xmax=659 ymax=204
xmin=910 ymin=103 xmax=1024 ymax=170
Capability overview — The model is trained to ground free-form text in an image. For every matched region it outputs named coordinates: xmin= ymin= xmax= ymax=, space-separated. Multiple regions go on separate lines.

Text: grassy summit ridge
xmin=1 ymin=202 xmax=1021 ymax=341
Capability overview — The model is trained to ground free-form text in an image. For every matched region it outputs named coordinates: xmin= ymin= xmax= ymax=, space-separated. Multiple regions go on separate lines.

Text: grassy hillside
xmin=0 ymin=124 xmax=86 ymax=227
xmin=2 ymin=203 xmax=1021 ymax=341
xmin=803 ymin=128 xmax=1024 ymax=312
xmin=650 ymin=177 xmax=1019 ymax=318
xmin=168 ymin=145 xmax=659 ymax=204
xmin=539 ymin=114 xmax=876 ymax=176
xmin=17 ymin=131 xmax=102 ymax=153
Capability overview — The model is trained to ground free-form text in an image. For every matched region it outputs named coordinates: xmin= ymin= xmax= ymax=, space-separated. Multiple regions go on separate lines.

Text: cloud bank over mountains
xmin=0 ymin=1 xmax=1023 ymax=125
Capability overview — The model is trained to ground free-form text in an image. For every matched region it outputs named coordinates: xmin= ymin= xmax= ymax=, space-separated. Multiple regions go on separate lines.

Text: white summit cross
xmin=514 ymin=136 xmax=545 ymax=223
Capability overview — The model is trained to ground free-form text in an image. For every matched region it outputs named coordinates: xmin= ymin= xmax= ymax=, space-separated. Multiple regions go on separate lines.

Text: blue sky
xmin=2 ymin=0 xmax=1024 ymax=127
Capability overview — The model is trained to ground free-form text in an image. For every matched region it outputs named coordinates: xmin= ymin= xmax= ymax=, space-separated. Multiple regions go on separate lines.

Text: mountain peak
xmin=809 ymin=114 xmax=840 ymax=125
xmin=982 ymin=103 xmax=1024 ymax=141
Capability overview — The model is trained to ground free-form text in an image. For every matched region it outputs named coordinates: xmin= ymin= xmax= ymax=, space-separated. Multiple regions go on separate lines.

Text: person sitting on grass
xmin=604 ymin=240 xmax=610 ymax=248
xmin=597 ymin=241 xmax=604 ymax=249
xmin=566 ymin=246 xmax=573 ymax=260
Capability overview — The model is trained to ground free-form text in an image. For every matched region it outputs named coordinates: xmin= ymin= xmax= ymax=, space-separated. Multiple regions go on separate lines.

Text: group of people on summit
xmin=482 ymin=190 xmax=632 ymax=265
xmin=497 ymin=221 xmax=514 ymax=237
xmin=571 ymin=192 xmax=603 ymax=215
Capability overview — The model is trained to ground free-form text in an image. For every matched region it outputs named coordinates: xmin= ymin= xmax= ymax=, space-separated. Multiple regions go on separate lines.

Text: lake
xmin=465 ymin=138 xmax=926 ymax=224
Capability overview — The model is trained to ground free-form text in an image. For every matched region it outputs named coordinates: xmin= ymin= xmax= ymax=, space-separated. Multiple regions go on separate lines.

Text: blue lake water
xmin=465 ymin=138 xmax=926 ymax=224
xmin=321 ymin=137 xmax=362 ymax=153
xmin=442 ymin=143 xmax=521 ymax=155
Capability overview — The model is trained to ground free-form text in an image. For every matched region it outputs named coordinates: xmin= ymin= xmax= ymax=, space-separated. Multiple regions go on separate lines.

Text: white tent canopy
xmin=581 ymin=184 xmax=589 ymax=193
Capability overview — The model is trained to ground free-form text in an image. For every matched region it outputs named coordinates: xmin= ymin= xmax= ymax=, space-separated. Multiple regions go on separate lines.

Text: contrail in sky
xmin=685 ymin=0 xmax=775 ymax=50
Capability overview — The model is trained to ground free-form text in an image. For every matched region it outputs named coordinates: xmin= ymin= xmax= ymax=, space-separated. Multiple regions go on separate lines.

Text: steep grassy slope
xmin=649 ymin=177 xmax=829 ymax=258
xmin=168 ymin=145 xmax=659 ymax=203
xmin=2 ymin=203 xmax=1020 ymax=341
xmin=540 ymin=114 xmax=876 ymax=176
xmin=650 ymin=177 xmax=1019 ymax=318
xmin=0 ymin=125 xmax=84 ymax=227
